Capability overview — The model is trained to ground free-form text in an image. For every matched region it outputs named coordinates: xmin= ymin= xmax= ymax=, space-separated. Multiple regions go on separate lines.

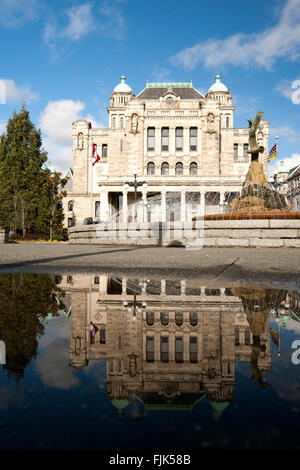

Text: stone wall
xmin=0 ymin=229 xmax=9 ymax=243
xmin=69 ymin=219 xmax=300 ymax=247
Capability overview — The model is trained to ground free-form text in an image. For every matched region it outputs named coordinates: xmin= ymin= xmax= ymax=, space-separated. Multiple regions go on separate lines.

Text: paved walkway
xmin=0 ymin=243 xmax=299 ymax=290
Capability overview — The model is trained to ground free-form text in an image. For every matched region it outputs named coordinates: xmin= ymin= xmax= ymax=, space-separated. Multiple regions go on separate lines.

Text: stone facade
xmin=69 ymin=76 xmax=269 ymax=225
xmin=58 ymin=274 xmax=284 ymax=417
xmin=271 ymin=162 xmax=300 ymax=211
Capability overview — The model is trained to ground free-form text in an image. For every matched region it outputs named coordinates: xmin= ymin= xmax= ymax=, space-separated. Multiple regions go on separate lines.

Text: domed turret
xmin=207 ymin=75 xmax=231 ymax=105
xmin=114 ymin=75 xmax=132 ymax=93
xmin=208 ymin=75 xmax=228 ymax=92
xmin=110 ymin=75 xmax=134 ymax=108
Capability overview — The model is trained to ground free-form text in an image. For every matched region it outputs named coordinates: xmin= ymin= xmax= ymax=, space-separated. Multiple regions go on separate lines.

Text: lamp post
xmin=123 ymin=293 xmax=147 ymax=320
xmin=124 ymin=173 xmax=147 ymax=221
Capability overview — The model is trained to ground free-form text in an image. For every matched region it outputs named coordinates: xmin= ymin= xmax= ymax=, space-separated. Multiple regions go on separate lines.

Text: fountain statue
xmin=230 ymin=111 xmax=290 ymax=216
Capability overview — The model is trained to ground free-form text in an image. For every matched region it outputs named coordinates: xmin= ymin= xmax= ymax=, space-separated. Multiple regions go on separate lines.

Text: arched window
xmin=146 ymin=311 xmax=154 ymax=326
xmin=68 ymin=200 xmax=73 ymax=211
xmin=120 ymin=116 xmax=124 ymax=129
xmin=160 ymin=311 xmax=169 ymax=326
xmin=189 ymin=162 xmax=198 ymax=175
xmin=112 ymin=116 xmax=116 ymax=128
xmin=226 ymin=116 xmax=230 ymax=128
xmin=161 ymin=162 xmax=169 ymax=175
xmin=147 ymin=162 xmax=155 ymax=175
xmin=175 ymin=312 xmax=183 ymax=326
xmin=189 ymin=311 xmax=198 ymax=326
xmin=175 ymin=162 xmax=183 ymax=175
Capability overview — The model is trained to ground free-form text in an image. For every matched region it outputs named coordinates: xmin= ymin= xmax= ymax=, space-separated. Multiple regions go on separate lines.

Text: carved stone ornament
xmin=207 ymin=112 xmax=215 ymax=133
xmin=130 ymin=113 xmax=138 ymax=134
xmin=77 ymin=132 xmax=84 ymax=150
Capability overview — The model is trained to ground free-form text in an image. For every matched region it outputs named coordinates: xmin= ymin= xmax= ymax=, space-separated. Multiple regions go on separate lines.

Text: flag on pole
xmin=268 ymin=143 xmax=277 ymax=162
xmin=270 ymin=327 xmax=280 ymax=347
xmin=90 ymin=322 xmax=99 ymax=344
xmin=92 ymin=143 xmax=100 ymax=166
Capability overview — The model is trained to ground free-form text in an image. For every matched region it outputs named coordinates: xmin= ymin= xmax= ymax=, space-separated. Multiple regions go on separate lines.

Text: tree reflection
xmin=0 ymin=274 xmax=64 ymax=381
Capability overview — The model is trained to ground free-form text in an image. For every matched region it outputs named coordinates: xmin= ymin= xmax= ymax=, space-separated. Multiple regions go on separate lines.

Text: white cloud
xmin=171 ymin=0 xmax=300 ymax=70
xmin=0 ymin=120 xmax=6 ymax=134
xmin=0 ymin=0 xmax=40 ymax=28
xmin=275 ymin=76 xmax=300 ymax=104
xmin=269 ymin=124 xmax=299 ymax=143
xmin=39 ymin=99 xmax=104 ymax=172
xmin=44 ymin=2 xmax=125 ymax=56
xmin=276 ymin=153 xmax=300 ymax=170
xmin=99 ymin=1 xmax=126 ymax=40
xmin=0 ymin=78 xmax=38 ymax=104
xmin=151 ymin=67 xmax=171 ymax=81
xmin=61 ymin=3 xmax=96 ymax=41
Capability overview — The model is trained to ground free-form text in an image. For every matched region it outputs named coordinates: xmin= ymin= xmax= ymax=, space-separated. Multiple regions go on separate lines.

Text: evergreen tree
xmin=0 ymin=274 xmax=64 ymax=381
xmin=0 ymin=105 xmax=68 ymax=238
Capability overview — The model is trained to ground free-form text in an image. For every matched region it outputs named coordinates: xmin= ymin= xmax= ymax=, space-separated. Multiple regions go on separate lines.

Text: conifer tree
xmin=0 ymin=105 xmax=68 ymax=238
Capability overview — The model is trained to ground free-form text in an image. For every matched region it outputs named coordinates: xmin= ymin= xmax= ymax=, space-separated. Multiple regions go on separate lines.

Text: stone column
xmin=161 ymin=189 xmax=166 ymax=222
xmin=100 ymin=189 xmax=109 ymax=221
xmin=142 ymin=190 xmax=147 ymax=223
xmin=181 ymin=190 xmax=186 ymax=222
xmin=122 ymin=190 xmax=128 ymax=224
xmin=220 ymin=191 xmax=225 ymax=205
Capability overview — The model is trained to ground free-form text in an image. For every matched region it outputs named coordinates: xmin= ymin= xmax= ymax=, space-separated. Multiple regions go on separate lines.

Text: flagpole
xmin=276 ymin=135 xmax=278 ymax=159
xmin=90 ymin=140 xmax=93 ymax=218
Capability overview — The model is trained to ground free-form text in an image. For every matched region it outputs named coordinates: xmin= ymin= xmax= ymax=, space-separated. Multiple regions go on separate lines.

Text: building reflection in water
xmin=55 ymin=274 xmax=296 ymax=419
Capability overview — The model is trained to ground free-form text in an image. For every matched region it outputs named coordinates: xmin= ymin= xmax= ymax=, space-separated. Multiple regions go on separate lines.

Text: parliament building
xmin=66 ymin=75 xmax=269 ymax=226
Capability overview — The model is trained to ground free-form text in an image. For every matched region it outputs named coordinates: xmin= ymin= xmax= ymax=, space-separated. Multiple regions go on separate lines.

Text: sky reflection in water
xmin=0 ymin=273 xmax=300 ymax=450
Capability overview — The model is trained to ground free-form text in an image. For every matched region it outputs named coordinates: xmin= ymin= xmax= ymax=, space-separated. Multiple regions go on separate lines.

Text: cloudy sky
xmin=0 ymin=0 xmax=299 ymax=173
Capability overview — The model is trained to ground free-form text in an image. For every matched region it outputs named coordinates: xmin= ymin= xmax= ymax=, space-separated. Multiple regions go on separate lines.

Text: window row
xmin=111 ymin=115 xmax=125 ymax=129
xmin=146 ymin=311 xmax=198 ymax=326
xmin=147 ymin=127 xmax=198 ymax=152
xmin=233 ymin=143 xmax=249 ymax=159
xmin=146 ymin=336 xmax=198 ymax=363
xmin=147 ymin=161 xmax=198 ymax=176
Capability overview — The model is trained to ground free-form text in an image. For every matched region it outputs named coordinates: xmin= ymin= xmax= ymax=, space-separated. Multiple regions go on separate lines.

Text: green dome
xmin=210 ymin=401 xmax=230 ymax=420
xmin=208 ymin=75 xmax=228 ymax=92
xmin=111 ymin=398 xmax=130 ymax=417
xmin=113 ymin=75 xmax=132 ymax=93
xmin=277 ymin=159 xmax=289 ymax=174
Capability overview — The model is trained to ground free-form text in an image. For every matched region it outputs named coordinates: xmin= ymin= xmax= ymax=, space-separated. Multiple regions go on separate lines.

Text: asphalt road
xmin=0 ymin=242 xmax=299 ymax=290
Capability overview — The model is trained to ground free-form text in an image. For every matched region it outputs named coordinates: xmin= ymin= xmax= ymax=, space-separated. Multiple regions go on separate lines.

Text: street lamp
xmin=124 ymin=173 xmax=147 ymax=221
xmin=123 ymin=293 xmax=147 ymax=320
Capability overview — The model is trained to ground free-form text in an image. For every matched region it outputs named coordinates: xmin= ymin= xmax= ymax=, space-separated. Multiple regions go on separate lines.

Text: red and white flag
xmin=92 ymin=143 xmax=100 ymax=166
xmin=90 ymin=322 xmax=99 ymax=344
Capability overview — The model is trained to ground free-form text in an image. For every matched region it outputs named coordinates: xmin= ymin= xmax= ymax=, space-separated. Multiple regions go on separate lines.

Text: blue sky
xmin=0 ymin=0 xmax=299 ymax=174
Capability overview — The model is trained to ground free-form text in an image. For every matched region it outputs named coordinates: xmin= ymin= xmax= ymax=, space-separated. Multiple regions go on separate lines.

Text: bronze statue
xmin=247 ymin=111 xmax=264 ymax=160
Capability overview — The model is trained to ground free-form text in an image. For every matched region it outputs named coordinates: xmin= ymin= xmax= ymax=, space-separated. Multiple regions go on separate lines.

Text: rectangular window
xmin=189 ymin=127 xmax=197 ymax=151
xmin=146 ymin=336 xmax=154 ymax=362
xmin=243 ymin=143 xmax=249 ymax=158
xmin=234 ymin=143 xmax=238 ymax=159
xmin=68 ymin=218 xmax=73 ymax=228
xmin=100 ymin=328 xmax=106 ymax=344
xmin=190 ymin=337 xmax=198 ymax=363
xmin=147 ymin=127 xmax=155 ymax=151
xmin=175 ymin=127 xmax=183 ymax=151
xmin=95 ymin=201 xmax=100 ymax=217
xmin=102 ymin=144 xmax=108 ymax=158
xmin=161 ymin=336 xmax=169 ymax=362
xmin=161 ymin=127 xmax=169 ymax=152
xmin=175 ymin=337 xmax=183 ymax=363
xmin=94 ymin=276 xmax=99 ymax=284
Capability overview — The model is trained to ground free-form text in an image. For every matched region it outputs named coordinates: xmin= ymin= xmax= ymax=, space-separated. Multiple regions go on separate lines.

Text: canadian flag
xmin=92 ymin=143 xmax=100 ymax=166
xmin=90 ymin=322 xmax=99 ymax=344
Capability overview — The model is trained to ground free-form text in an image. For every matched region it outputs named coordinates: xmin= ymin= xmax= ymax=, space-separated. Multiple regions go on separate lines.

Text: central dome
xmin=208 ymin=75 xmax=228 ymax=92
xmin=114 ymin=75 xmax=132 ymax=93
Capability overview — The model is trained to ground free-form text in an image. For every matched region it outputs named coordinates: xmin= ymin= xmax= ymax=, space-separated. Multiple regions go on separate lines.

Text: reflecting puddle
xmin=0 ymin=273 xmax=300 ymax=449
